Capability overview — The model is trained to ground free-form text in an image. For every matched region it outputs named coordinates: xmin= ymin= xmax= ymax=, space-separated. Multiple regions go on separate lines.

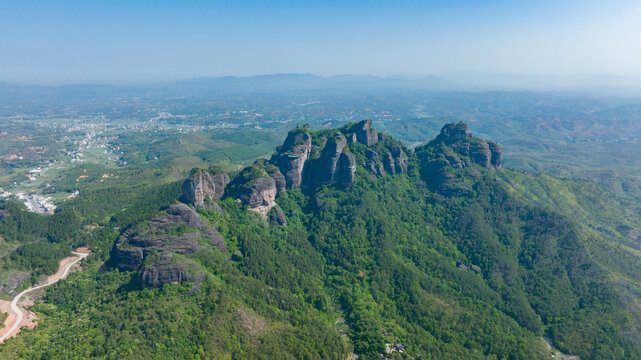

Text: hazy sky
xmin=1 ymin=0 xmax=641 ymax=84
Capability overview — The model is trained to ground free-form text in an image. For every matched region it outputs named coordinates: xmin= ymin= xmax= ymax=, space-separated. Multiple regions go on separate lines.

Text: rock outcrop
xmin=338 ymin=153 xmax=356 ymax=186
xmin=265 ymin=120 xmax=406 ymax=190
xmin=488 ymin=141 xmax=503 ymax=168
xmin=305 ymin=132 xmax=355 ymax=187
xmin=266 ymin=166 xmax=286 ymax=191
xmin=238 ymin=176 xmax=277 ymax=210
xmin=182 ymin=168 xmax=229 ymax=209
xmin=415 ymin=122 xmax=503 ymax=196
xmin=349 ymin=119 xmax=378 ymax=147
xmin=268 ymin=206 xmax=287 ymax=226
xmin=225 ymin=164 xmax=278 ymax=217
xmin=470 ymin=140 xmax=492 ymax=168
xmin=182 ymin=120 xmax=408 ymax=227
xmin=137 ymin=251 xmax=204 ymax=289
xmin=113 ymin=203 xmax=226 ymax=286
xmin=271 ymin=128 xmax=312 ymax=189
xmin=435 ymin=121 xmax=472 ymax=144
xmin=389 ymin=144 xmax=409 ymax=174
xmin=364 ymin=149 xmax=386 ymax=176
xmin=353 ymin=141 xmax=408 ymax=179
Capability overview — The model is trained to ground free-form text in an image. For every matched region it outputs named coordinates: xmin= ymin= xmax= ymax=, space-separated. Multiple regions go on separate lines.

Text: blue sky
xmin=1 ymin=0 xmax=640 ymax=84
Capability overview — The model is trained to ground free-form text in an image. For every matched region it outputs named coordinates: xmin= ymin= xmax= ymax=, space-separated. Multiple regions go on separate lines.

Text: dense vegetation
xmin=5 ymin=242 xmax=69 ymax=279
xmin=2 ymin=123 xmax=641 ymax=359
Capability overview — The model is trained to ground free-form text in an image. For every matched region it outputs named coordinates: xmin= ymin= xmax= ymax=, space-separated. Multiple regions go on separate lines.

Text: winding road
xmin=0 ymin=251 xmax=88 ymax=343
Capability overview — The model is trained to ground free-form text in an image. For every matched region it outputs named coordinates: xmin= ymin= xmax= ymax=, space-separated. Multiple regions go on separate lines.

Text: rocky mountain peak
xmin=271 ymin=127 xmax=312 ymax=189
xmin=179 ymin=120 xmax=410 ymax=229
xmin=435 ymin=121 xmax=472 ymax=144
xmin=430 ymin=122 xmax=502 ymax=170
xmin=416 ymin=122 xmax=503 ymax=196
xmin=265 ymin=120 xmax=407 ymax=189
xmin=349 ymin=119 xmax=378 ymax=146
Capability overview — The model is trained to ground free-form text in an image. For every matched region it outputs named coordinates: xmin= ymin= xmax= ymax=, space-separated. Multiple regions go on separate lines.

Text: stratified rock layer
xmin=137 ymin=251 xmax=204 ymax=289
xmin=114 ymin=203 xmax=226 ymax=287
xmin=390 ymin=144 xmax=409 ymax=174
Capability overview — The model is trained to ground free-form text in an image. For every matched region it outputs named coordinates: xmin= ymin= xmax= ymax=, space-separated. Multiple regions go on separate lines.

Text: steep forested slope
xmin=1 ymin=121 xmax=641 ymax=359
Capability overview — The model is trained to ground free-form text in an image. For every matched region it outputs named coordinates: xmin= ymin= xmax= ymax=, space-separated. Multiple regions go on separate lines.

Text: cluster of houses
xmin=18 ymin=193 xmax=56 ymax=214
xmin=1 ymin=189 xmax=56 ymax=214
xmin=27 ymin=167 xmax=47 ymax=181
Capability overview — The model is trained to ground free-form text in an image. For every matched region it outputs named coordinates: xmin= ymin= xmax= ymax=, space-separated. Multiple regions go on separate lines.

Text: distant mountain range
xmin=3 ymin=72 xmax=641 ymax=101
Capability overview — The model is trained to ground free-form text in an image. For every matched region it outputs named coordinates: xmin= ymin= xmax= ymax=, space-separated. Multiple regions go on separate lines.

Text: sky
xmin=1 ymin=0 xmax=641 ymax=84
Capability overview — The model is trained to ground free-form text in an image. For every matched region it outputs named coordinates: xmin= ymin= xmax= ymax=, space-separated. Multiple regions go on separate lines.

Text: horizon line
xmin=3 ymin=71 xmax=641 ymax=87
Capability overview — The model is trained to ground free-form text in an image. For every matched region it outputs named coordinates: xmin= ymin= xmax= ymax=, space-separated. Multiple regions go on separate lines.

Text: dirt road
xmin=0 ymin=250 xmax=89 ymax=343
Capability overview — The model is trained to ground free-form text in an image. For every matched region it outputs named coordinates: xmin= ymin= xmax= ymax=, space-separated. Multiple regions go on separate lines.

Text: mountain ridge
xmin=2 ymin=120 xmax=641 ymax=359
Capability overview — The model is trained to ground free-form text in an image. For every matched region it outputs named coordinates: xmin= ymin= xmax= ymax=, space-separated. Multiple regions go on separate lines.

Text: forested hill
xmin=1 ymin=121 xmax=641 ymax=359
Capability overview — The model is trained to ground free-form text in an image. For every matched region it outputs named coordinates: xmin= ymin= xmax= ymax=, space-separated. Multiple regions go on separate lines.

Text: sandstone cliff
xmin=180 ymin=120 xmax=411 ymax=227
xmin=415 ymin=122 xmax=502 ymax=196
xmin=270 ymin=127 xmax=312 ymax=189
xmin=137 ymin=251 xmax=204 ymax=289
xmin=266 ymin=120 xmax=407 ymax=189
xmin=304 ymin=131 xmax=356 ymax=187
xmin=225 ymin=164 xmax=279 ymax=218
xmin=349 ymin=119 xmax=378 ymax=147
xmin=182 ymin=167 xmax=229 ymax=209
xmin=113 ymin=203 xmax=225 ymax=287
